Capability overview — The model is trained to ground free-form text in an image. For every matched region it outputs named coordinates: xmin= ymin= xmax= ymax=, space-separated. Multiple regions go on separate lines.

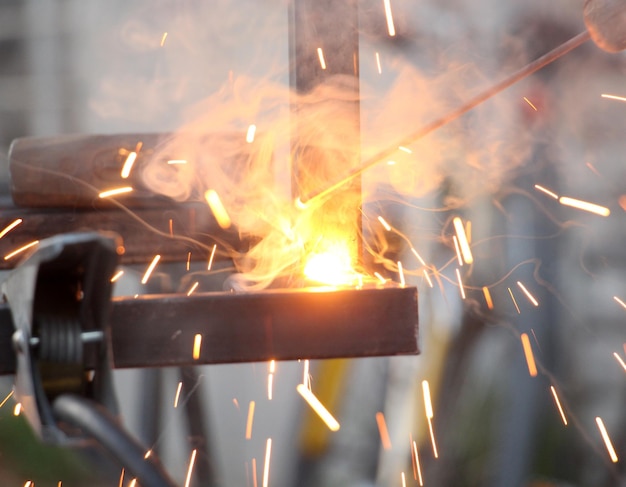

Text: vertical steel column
xmin=289 ymin=0 xmax=362 ymax=264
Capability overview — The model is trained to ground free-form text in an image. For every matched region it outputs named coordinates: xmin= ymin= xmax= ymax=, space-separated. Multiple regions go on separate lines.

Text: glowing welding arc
xmin=482 ymin=286 xmax=494 ymax=310
xmin=4 ymin=240 xmax=39 ymax=260
xmin=205 ymin=189 xmax=232 ymax=229
xmin=317 ymin=47 xmax=327 ymax=70
xmin=208 ymin=244 xmax=217 ymax=271
xmin=412 ymin=441 xmax=424 ymax=486
xmin=398 ymin=261 xmax=405 ymax=287
xmin=534 ymin=184 xmax=559 ymax=200
xmin=297 ymin=384 xmax=340 ymax=431
xmin=559 ymin=196 xmax=610 ymax=216
xmin=550 ymin=386 xmax=568 ymax=425
xmin=246 ymin=401 xmax=256 ymax=439
xmin=98 ymin=186 xmax=133 ymax=199
xmin=0 ymin=218 xmax=22 ymax=239
xmin=383 ymin=0 xmax=396 ymax=36
xmin=516 ymin=281 xmax=539 ymax=307
xmin=520 ymin=333 xmax=538 ymax=377
xmin=455 ymin=268 xmax=465 ymax=299
xmin=613 ymin=352 xmax=626 ymax=372
xmin=141 ymin=254 xmax=161 ymax=284
xmin=375 ymin=412 xmax=392 ymax=449
xmin=262 ymin=438 xmax=272 ymax=487
xmin=452 ymin=217 xmax=473 ymax=264
xmin=613 ymin=296 xmax=626 ymax=310
xmin=595 ymin=417 xmax=619 ymax=463
xmin=601 ymin=93 xmax=626 ymax=103
xmin=110 ymin=270 xmax=124 ymax=283
xmin=120 ymin=151 xmax=137 ymax=179
xmin=184 ymin=449 xmax=198 ymax=487
xmin=378 ymin=215 xmax=392 ymax=231
xmin=246 ymin=124 xmax=257 ymax=143
xmin=174 ymin=381 xmax=183 ymax=408
xmin=187 ymin=281 xmax=199 ymax=296
xmin=193 ymin=334 xmax=203 ymax=360
xmin=375 ymin=52 xmax=382 ymax=74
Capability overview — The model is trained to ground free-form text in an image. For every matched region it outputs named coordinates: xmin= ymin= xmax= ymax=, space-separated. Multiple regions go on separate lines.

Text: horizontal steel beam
xmin=0 ymin=286 xmax=418 ymax=375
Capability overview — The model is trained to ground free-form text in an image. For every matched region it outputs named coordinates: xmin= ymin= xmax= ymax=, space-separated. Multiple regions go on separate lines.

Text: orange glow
xmin=516 ymin=281 xmax=539 ymax=307
xmin=118 ymin=468 xmax=125 ymax=487
xmin=246 ymin=401 xmax=256 ymax=439
xmin=304 ymin=244 xmax=358 ymax=286
xmin=550 ymin=386 xmax=568 ymax=425
xmin=383 ymin=0 xmax=396 ymax=36
xmin=0 ymin=218 xmax=22 ymax=239
xmin=374 ymin=272 xmax=387 ymax=284
xmin=482 ymin=286 xmax=494 ymax=310
xmin=205 ymin=190 xmax=232 ymax=229
xmin=141 ymin=254 xmax=161 ymax=284
xmin=120 ymin=151 xmax=137 ymax=179
xmin=375 ymin=412 xmax=392 ymax=449
xmin=317 ymin=47 xmax=327 ymax=70
xmin=262 ymin=438 xmax=272 ymax=487
xmin=184 ymin=449 xmax=197 ymax=487
xmin=520 ymin=333 xmax=538 ymax=377
xmin=193 ymin=334 xmax=202 ymax=360
xmin=297 ymin=384 xmax=340 ymax=431
xmin=596 ymin=417 xmax=619 ymax=463
xmin=4 ymin=240 xmax=38 ymax=261
xmin=98 ymin=186 xmax=133 ymax=198
xmin=453 ymin=217 xmax=473 ymax=264
xmin=252 ymin=458 xmax=258 ymax=487
xmin=534 ymin=184 xmax=559 ymax=199
xmin=559 ymin=196 xmax=610 ymax=216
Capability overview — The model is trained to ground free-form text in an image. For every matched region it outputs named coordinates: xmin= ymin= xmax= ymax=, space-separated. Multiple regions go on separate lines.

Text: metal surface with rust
xmin=0 ymin=286 xmax=418 ymax=374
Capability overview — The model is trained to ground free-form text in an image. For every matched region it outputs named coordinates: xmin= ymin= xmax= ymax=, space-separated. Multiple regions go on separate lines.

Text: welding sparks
xmin=410 ymin=247 xmax=426 ymax=266
xmin=207 ymin=244 xmax=217 ymax=271
xmin=129 ymin=479 xmax=137 ymax=487
xmin=398 ymin=261 xmax=405 ymax=287
xmin=378 ymin=215 xmax=392 ymax=231
xmin=423 ymin=269 xmax=433 ymax=288
xmin=110 ymin=270 xmax=124 ymax=283
xmin=13 ymin=402 xmax=22 ymax=416
xmin=401 ymin=472 xmax=407 ymax=487
xmin=174 ymin=381 xmax=183 ymax=408
xmin=303 ymin=360 xmax=311 ymax=389
xmin=24 ymin=482 xmax=33 ymax=487
xmin=4 ymin=240 xmax=38 ymax=261
xmin=452 ymin=236 xmax=463 ymax=266
xmin=268 ymin=361 xmax=275 ymax=400
xmin=534 ymin=184 xmax=559 ymax=200
xmin=120 ymin=151 xmax=137 ymax=179
xmin=601 ymin=93 xmax=626 ymax=103
xmin=613 ymin=352 xmax=626 ymax=372
xmin=160 ymin=32 xmax=168 ymax=47
xmin=317 ymin=47 xmax=327 ymax=70
xmin=455 ymin=268 xmax=465 ymax=299
xmin=383 ymin=0 xmax=396 ymax=36
xmin=398 ymin=146 xmax=412 ymax=154
xmin=0 ymin=219 xmax=22 ymax=239
xmin=262 ymin=439 xmax=272 ymax=487
xmin=187 ymin=281 xmax=199 ymax=296
xmin=520 ymin=333 xmax=538 ymax=377
xmin=516 ymin=281 xmax=539 ymax=307
xmin=508 ymin=288 xmax=521 ymax=314
xmin=246 ymin=124 xmax=257 ymax=143
xmin=0 ymin=390 xmax=14 ymax=409
xmin=374 ymin=272 xmax=387 ymax=284
xmin=595 ymin=417 xmax=619 ymax=463
xmin=613 ymin=296 xmax=626 ymax=310
xmin=375 ymin=52 xmax=382 ymax=74
xmin=482 ymin=286 xmax=494 ymax=310
xmin=523 ymin=96 xmax=538 ymax=111
xmin=246 ymin=401 xmax=256 ymax=439
xmin=184 ymin=449 xmax=198 ymax=487
xmin=422 ymin=380 xmax=433 ymax=419
xmin=98 ymin=186 xmax=133 ymax=199
xmin=167 ymin=159 xmax=187 ymax=164
xmin=412 ymin=441 xmax=423 ymax=486
xmin=375 ymin=412 xmax=392 ymax=449
xmin=193 ymin=334 xmax=203 ymax=360
xmin=550 ymin=386 xmax=568 ymax=425
xmin=141 ymin=254 xmax=161 ymax=284
xmin=205 ymin=189 xmax=232 ymax=229
xmin=452 ymin=217 xmax=473 ymax=264
xmin=297 ymin=384 xmax=340 ymax=432
xmin=559 ymin=196 xmax=610 ymax=217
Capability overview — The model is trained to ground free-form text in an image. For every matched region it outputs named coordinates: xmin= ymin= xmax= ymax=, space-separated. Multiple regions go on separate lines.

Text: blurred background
xmin=0 ymin=0 xmax=625 ymax=486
